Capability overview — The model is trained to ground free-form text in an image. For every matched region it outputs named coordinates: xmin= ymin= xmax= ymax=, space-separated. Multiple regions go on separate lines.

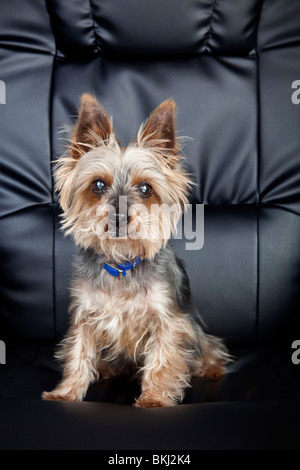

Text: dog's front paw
xmin=134 ymin=391 xmax=176 ymax=408
xmin=42 ymin=390 xmax=77 ymax=402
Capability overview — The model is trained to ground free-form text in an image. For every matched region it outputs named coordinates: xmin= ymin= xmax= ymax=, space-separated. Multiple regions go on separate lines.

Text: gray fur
xmin=73 ymin=243 xmax=201 ymax=325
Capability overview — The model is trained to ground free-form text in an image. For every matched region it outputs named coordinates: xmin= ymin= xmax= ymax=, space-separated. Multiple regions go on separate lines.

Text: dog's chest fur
xmin=69 ymin=247 xmax=183 ymax=361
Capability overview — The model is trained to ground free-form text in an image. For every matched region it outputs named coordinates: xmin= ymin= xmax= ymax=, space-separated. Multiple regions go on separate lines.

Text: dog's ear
xmin=70 ymin=93 xmax=113 ymax=159
xmin=138 ymin=99 xmax=179 ymax=159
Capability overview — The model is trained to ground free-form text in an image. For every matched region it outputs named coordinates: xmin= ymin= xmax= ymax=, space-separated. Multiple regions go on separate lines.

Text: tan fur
xmin=42 ymin=95 xmax=231 ymax=407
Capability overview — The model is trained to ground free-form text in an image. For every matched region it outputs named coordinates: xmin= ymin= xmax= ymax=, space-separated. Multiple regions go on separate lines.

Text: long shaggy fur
xmin=42 ymin=94 xmax=231 ymax=407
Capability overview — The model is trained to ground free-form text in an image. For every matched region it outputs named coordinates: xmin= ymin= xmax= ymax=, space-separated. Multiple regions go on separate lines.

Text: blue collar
xmin=101 ymin=256 xmax=142 ymax=278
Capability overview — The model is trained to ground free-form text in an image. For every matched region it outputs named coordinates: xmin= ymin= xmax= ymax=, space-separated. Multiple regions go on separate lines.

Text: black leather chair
xmin=1 ymin=0 xmax=300 ymax=450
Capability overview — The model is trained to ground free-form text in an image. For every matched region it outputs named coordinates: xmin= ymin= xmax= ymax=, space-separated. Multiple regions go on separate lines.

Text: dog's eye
xmin=138 ymin=183 xmax=153 ymax=197
xmin=91 ymin=179 xmax=106 ymax=194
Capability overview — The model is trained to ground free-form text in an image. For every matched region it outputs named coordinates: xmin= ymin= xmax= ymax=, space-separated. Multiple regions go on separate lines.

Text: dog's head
xmin=55 ymin=94 xmax=193 ymax=262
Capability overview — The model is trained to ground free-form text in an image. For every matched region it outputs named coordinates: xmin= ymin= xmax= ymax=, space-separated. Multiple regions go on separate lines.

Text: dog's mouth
xmin=106 ymin=225 xmax=128 ymax=239
xmin=95 ymin=201 xmax=162 ymax=241
xmin=104 ymin=216 xmax=126 ymax=238
xmin=105 ymin=222 xmax=142 ymax=239
xmin=101 ymin=208 xmax=146 ymax=239
xmin=104 ymin=209 xmax=130 ymax=238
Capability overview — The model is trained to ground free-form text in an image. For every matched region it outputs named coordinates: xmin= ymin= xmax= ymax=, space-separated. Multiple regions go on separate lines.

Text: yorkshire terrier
xmin=42 ymin=94 xmax=230 ymax=407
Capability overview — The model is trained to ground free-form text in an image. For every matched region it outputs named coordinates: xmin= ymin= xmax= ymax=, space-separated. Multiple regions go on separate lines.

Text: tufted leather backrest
xmin=0 ymin=0 xmax=299 ymax=346
xmin=47 ymin=0 xmax=260 ymax=57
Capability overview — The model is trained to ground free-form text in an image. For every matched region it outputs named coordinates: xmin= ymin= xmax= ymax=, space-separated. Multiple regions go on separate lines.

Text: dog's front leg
xmin=135 ymin=318 xmax=191 ymax=408
xmin=42 ymin=321 xmax=98 ymax=401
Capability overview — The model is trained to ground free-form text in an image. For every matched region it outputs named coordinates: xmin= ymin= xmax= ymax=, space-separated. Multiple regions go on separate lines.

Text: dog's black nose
xmin=108 ymin=211 xmax=131 ymax=237
xmin=108 ymin=212 xmax=131 ymax=225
